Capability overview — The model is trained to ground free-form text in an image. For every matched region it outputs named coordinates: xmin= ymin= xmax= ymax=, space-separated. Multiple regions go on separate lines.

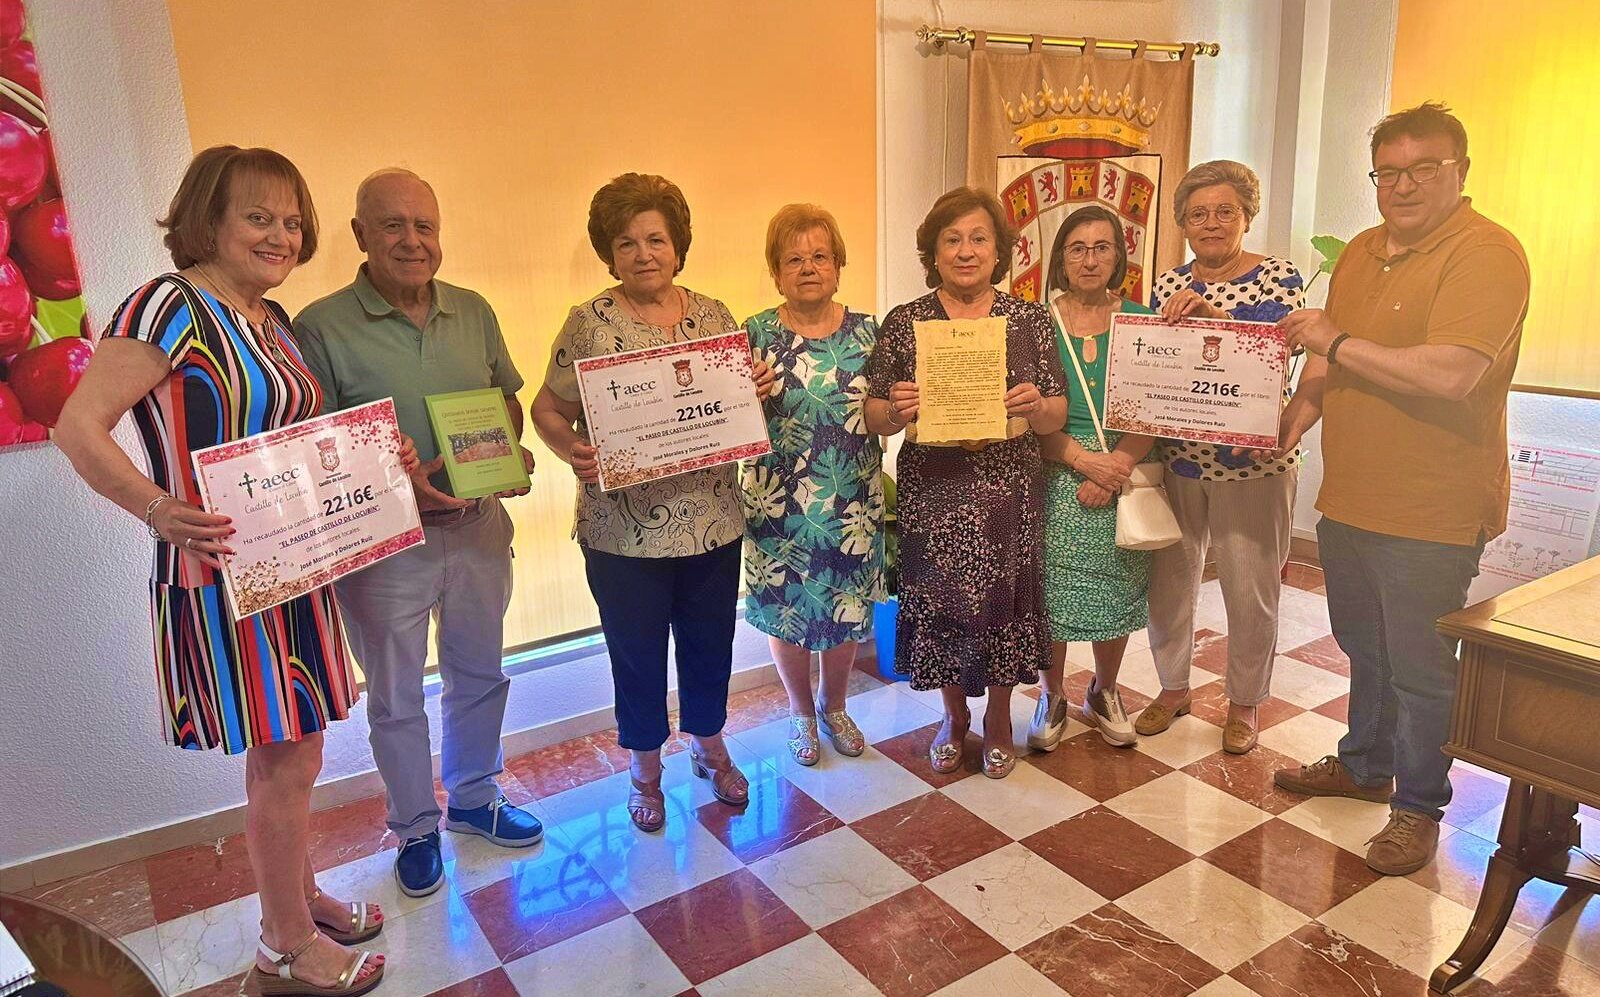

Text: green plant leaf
xmin=32 ymin=296 xmax=87 ymax=347
xmin=1310 ymin=235 xmax=1348 ymax=263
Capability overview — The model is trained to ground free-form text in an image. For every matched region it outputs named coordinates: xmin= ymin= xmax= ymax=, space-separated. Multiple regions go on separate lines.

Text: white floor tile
xmin=941 ymin=758 xmax=1095 ymax=839
xmin=502 ymin=913 xmax=689 ymax=997
xmin=1277 ymin=795 xmax=1456 ymax=859
xmin=929 ymin=953 xmax=1068 ymax=996
xmin=320 ymin=843 xmax=455 ymax=916
xmin=558 ymin=798 xmax=744 ymax=910
xmin=777 ymin=745 xmax=930 ymax=822
xmin=362 ymin=892 xmax=501 ymax=997
xmin=118 ymin=925 xmax=167 ymax=994
xmin=699 ymin=932 xmax=880 ymax=995
xmin=442 ymin=826 xmax=584 ymax=899
xmin=1118 ymin=859 xmax=1308 ymax=970
xmin=1266 ymin=654 xmax=1350 ymax=709
xmin=1276 ymin=585 xmax=1333 ymax=631
xmin=1256 ymin=710 xmax=1346 ymax=764
xmin=747 ymin=827 xmax=917 ymax=928
xmin=1275 ymin=615 xmax=1333 ymax=652
xmin=1191 ymin=975 xmax=1262 ymax=996
xmin=152 ymin=891 xmax=262 ymax=993
xmin=1133 ymin=714 xmax=1228 ymax=770
xmin=1106 ymin=771 xmax=1272 ymax=854
xmin=1115 ymin=645 xmax=1219 ymax=699
xmin=925 ymin=842 xmax=1103 ymax=949
xmin=1320 ymin=875 xmax=1530 ymax=979
xmin=839 ymin=681 xmax=944 ymax=744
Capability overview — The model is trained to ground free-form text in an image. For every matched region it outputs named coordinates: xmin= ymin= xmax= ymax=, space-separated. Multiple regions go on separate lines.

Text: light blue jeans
xmin=1319 ymin=517 xmax=1484 ymax=821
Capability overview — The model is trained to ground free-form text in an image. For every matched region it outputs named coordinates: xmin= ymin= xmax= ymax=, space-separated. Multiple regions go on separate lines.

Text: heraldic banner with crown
xmin=965 ymin=36 xmax=1196 ymax=295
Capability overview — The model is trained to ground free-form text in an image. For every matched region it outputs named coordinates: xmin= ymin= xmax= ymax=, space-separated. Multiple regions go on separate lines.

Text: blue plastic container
xmin=871 ymin=597 xmax=906 ymax=682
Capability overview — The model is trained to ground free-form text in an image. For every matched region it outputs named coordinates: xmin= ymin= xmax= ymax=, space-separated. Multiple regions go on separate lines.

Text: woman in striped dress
xmin=56 ymin=147 xmax=386 ymax=995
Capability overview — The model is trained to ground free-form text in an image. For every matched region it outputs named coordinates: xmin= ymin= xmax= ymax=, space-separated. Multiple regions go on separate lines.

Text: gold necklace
xmin=193 ymin=265 xmax=284 ymax=360
xmin=619 ymin=284 xmax=685 ymax=328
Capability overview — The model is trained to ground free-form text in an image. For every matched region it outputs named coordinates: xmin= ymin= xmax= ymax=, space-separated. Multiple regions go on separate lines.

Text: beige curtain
xmin=967 ymin=36 xmax=1196 ymax=289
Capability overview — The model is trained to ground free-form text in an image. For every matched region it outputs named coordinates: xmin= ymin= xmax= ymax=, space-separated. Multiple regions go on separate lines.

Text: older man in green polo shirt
xmin=295 ymin=168 xmax=542 ymax=899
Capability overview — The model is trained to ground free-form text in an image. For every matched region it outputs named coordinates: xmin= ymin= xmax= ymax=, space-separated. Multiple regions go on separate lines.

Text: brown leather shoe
xmin=1134 ymin=696 xmax=1190 ymax=736
xmin=1364 ymin=809 xmax=1440 ymax=875
xmin=1273 ymin=755 xmax=1393 ymax=803
xmin=1222 ymin=717 xmax=1258 ymax=754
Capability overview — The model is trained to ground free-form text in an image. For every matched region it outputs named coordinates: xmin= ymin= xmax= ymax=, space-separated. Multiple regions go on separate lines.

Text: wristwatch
xmin=1327 ymin=332 xmax=1351 ymax=365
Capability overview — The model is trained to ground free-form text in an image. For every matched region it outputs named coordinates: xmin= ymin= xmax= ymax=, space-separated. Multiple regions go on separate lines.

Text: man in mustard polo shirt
xmin=1270 ymin=103 xmax=1529 ymax=874
xmin=295 ymin=169 xmax=542 ymax=898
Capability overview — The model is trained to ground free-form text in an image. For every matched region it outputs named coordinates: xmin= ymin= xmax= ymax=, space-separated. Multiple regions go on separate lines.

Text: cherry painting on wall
xmin=0 ymin=0 xmax=89 ymax=450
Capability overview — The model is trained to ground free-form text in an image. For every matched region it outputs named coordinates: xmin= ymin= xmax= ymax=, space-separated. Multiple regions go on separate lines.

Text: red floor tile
xmin=1182 ymin=744 xmax=1311 ymax=816
xmin=1017 ymin=902 xmax=1222 ymax=996
xmin=1020 ymin=806 xmax=1193 ymax=900
xmin=693 ymin=773 xmax=844 ymax=863
xmin=722 ymin=683 xmax=797 ymax=735
xmin=871 ymin=722 xmax=984 ymax=788
xmin=307 ymin=794 xmax=395 ymax=872
xmin=1231 ymin=921 xmax=1426 ymax=996
xmin=461 ymin=851 xmax=627 ymax=963
xmin=505 ymin=733 xmax=633 ymax=800
xmin=851 ymin=791 xmax=1012 ymax=881
xmin=1283 ymin=562 xmax=1325 ymax=592
xmin=1285 ymin=634 xmax=1350 ymax=676
xmin=145 ymin=833 xmax=256 ymax=922
xmin=1026 ymin=727 xmax=1172 ymax=801
xmin=821 ymin=885 xmax=1007 ymax=997
xmin=22 ymin=860 xmax=155 ymax=936
xmin=417 ymin=968 xmax=521 ymax=997
xmin=1313 ymin=692 xmax=1349 ymax=724
xmin=1187 ymin=683 xmax=1304 ymax=731
xmin=635 ymin=869 xmax=810 ymax=984
xmin=1202 ymin=818 xmax=1381 ymax=916
xmin=1191 ymin=628 xmax=1230 ymax=674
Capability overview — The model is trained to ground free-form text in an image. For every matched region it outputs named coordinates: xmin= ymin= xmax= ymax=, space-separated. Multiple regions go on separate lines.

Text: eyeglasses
xmin=780 ymin=251 xmax=837 ymax=273
xmin=1183 ymin=204 xmax=1243 ymax=226
xmin=1368 ymin=158 xmax=1458 ymax=188
xmin=1064 ymin=242 xmax=1117 ymax=262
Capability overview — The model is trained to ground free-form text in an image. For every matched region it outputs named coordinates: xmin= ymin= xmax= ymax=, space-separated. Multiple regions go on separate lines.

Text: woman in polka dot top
xmin=1136 ymin=160 xmax=1307 ymax=756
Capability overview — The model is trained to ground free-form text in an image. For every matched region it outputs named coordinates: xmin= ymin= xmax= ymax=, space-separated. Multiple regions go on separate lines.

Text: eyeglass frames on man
xmin=1368 ymin=158 xmax=1458 ymax=188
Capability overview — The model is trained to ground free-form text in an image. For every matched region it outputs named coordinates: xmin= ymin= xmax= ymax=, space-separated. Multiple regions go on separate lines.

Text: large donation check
xmin=1104 ymin=314 xmax=1289 ymax=451
xmin=574 ymin=332 xmax=772 ymax=492
xmin=192 ymin=398 xmax=423 ymax=618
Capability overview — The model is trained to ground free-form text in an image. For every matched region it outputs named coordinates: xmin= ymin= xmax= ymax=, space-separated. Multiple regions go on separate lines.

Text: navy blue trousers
xmin=582 ymin=541 xmax=741 ymax=750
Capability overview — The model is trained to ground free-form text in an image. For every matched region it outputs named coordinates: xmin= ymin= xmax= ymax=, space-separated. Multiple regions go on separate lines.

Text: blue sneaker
xmin=445 ymin=795 xmax=544 ymax=848
xmin=394 ymin=830 xmax=444 ymax=898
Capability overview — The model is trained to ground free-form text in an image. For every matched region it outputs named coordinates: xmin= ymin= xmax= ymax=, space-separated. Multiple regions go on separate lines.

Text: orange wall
xmin=165 ymin=1 xmax=879 ymax=644
xmin=1393 ymin=0 xmax=1600 ymax=391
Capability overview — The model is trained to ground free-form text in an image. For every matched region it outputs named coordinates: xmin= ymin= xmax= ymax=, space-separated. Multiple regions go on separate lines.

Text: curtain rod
xmin=916 ymin=24 xmax=1221 ymax=59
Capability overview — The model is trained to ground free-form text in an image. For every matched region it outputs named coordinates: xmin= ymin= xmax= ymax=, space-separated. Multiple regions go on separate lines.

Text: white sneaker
xmin=1026 ymin=692 xmax=1071 ymax=751
xmin=1082 ymin=680 xmax=1137 ymax=747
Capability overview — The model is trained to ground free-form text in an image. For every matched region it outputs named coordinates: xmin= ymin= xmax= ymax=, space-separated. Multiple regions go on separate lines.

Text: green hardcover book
xmin=423 ymin=387 xmax=530 ymax=499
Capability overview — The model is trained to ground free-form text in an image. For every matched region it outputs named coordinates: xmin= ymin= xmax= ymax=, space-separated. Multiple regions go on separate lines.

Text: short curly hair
xmin=764 ymin=203 xmax=847 ymax=282
xmin=914 ymin=186 xmax=1016 ymax=289
xmin=158 ymin=145 xmax=319 ymax=269
xmin=1172 ymin=160 xmax=1261 ymax=228
xmin=587 ymin=173 xmax=692 ymax=278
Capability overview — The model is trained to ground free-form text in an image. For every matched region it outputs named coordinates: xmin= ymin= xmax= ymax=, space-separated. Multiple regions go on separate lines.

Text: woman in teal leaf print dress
xmin=742 ymin=204 xmax=884 ymax=767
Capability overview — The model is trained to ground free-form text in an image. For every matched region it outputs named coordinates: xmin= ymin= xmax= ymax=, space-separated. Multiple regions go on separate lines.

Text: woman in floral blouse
xmin=532 ymin=173 xmax=776 ymax=831
xmin=742 ymin=204 xmax=884 ymax=767
xmin=1137 ymin=160 xmax=1307 ymax=755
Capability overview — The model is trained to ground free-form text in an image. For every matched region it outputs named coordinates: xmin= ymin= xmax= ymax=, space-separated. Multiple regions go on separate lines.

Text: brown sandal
xmin=628 ymin=775 xmax=666 ymax=832
xmin=308 ymin=888 xmax=383 ymax=945
xmin=247 ymin=930 xmax=383 ymax=996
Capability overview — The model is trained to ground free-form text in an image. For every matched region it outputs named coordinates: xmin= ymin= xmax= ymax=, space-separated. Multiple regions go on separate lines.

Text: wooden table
xmin=1431 ymin=555 xmax=1600 ymax=993
xmin=0 ymin=893 xmax=164 ymax=997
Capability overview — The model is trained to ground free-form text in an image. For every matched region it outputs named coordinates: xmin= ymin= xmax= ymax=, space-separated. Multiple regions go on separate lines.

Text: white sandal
xmin=247 ymin=929 xmax=384 ymax=996
xmin=787 ymin=715 xmax=821 ymax=766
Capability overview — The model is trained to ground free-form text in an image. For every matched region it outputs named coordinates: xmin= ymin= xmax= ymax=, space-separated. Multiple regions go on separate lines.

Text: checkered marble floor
xmin=27 ymin=572 xmax=1600 ymax=996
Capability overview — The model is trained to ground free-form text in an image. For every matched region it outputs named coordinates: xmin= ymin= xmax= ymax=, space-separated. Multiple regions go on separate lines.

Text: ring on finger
xmin=183 ymin=536 xmax=195 ymax=549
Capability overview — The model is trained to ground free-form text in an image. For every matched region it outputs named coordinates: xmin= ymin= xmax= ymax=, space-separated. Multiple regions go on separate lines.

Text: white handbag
xmin=1052 ymin=302 xmax=1182 ymax=552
